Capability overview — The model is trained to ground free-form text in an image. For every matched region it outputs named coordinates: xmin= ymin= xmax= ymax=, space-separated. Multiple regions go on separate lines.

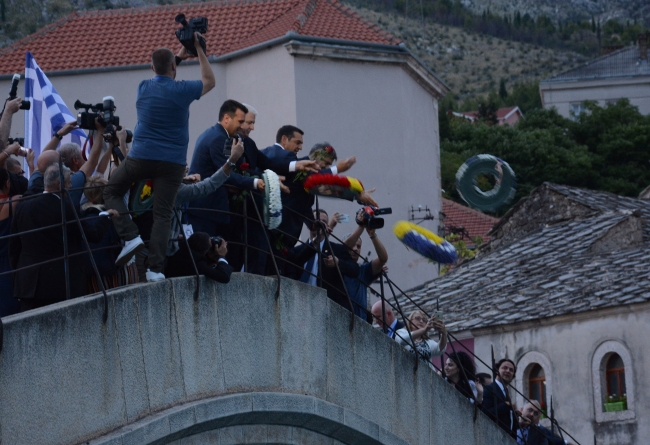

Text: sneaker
xmin=115 ymin=236 xmax=145 ymax=267
xmin=146 ymin=269 xmax=166 ymax=282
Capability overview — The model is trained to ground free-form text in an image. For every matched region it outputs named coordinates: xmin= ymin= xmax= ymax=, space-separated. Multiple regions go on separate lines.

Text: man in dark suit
xmin=370 ymin=300 xmax=405 ymax=338
xmin=166 ymin=232 xmax=233 ymax=283
xmin=517 ymin=401 xmax=549 ymax=445
xmin=288 ymin=209 xmax=359 ymax=312
xmin=234 ymin=105 xmax=317 ymax=274
xmin=483 ymin=358 xmax=519 ymax=438
xmin=188 ymin=102 xmax=316 ymax=272
xmin=260 ymin=128 xmax=360 ymax=251
xmin=9 ymin=165 xmax=118 ymax=311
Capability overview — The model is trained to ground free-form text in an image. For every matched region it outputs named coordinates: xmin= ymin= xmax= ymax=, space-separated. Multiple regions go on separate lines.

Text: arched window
xmin=528 ymin=364 xmax=547 ymax=411
xmin=592 ymin=341 xmax=635 ymax=422
xmin=606 ymin=354 xmax=626 ymax=398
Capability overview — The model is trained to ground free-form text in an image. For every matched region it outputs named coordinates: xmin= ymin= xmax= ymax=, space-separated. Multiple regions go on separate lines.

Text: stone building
xmin=402 ymin=183 xmax=650 ymax=445
xmin=0 ymin=0 xmax=448 ymax=289
xmin=539 ymin=33 xmax=650 ymax=118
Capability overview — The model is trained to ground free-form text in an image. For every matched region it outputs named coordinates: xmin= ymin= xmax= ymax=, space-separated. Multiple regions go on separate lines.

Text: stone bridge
xmin=0 ymin=275 xmax=511 ymax=445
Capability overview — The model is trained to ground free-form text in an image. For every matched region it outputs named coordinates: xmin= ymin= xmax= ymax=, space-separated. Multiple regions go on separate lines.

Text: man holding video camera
xmin=342 ymin=208 xmax=389 ymax=321
xmin=103 ymin=32 xmax=215 ymax=282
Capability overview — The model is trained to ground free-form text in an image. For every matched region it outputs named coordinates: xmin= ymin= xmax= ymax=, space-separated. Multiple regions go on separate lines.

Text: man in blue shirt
xmin=103 ymin=32 xmax=215 ymax=282
xmin=342 ymin=210 xmax=388 ymax=321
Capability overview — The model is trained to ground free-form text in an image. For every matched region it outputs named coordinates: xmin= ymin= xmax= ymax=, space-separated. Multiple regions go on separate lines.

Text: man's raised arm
xmin=0 ymin=98 xmax=22 ymax=151
xmin=195 ymin=33 xmax=215 ymax=96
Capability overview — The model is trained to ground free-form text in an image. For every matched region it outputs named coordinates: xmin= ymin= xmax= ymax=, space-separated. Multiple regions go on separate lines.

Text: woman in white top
xmin=395 ymin=310 xmax=447 ymax=365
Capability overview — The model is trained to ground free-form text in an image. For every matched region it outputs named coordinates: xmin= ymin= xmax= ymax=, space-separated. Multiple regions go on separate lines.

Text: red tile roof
xmin=442 ymin=198 xmax=499 ymax=245
xmin=457 ymin=106 xmax=521 ymax=121
xmin=0 ymin=0 xmax=398 ymax=75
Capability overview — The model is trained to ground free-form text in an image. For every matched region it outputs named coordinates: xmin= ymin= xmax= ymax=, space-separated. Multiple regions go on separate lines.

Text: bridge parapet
xmin=0 ymin=275 xmax=511 ymax=445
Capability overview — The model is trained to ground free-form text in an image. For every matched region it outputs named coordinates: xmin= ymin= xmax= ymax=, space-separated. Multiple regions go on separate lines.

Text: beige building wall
xmin=471 ymin=302 xmax=650 ymax=445
xmin=293 ymin=55 xmax=442 ymax=290
xmin=1 ymin=43 xmax=443 ymax=291
xmin=540 ymin=76 xmax=650 ymax=118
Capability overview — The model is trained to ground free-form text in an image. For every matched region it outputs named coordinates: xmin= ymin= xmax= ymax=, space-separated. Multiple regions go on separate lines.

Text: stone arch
xmin=90 ymin=392 xmax=406 ymax=445
xmin=591 ymin=340 xmax=636 ymax=423
xmin=514 ymin=350 xmax=553 ymax=411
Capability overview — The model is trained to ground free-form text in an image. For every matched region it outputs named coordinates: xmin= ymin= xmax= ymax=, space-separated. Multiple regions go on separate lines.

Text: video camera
xmin=356 ymin=206 xmax=392 ymax=230
xmin=175 ymin=13 xmax=207 ymax=57
xmin=74 ymin=96 xmax=119 ymax=130
xmin=7 ymin=137 xmax=24 ymax=146
xmin=8 ymin=74 xmax=31 ymax=110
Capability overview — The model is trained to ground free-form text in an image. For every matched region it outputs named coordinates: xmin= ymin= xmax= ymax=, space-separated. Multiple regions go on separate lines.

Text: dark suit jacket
xmin=187 ymin=126 xmax=292 ymax=224
xmin=538 ymin=425 xmax=564 ymax=445
xmin=289 ymin=240 xmax=360 ymax=311
xmin=389 ymin=319 xmax=406 ymax=339
xmin=482 ymin=381 xmax=518 ymax=437
xmin=519 ymin=426 xmax=550 ymax=445
xmin=165 ymin=244 xmax=233 ymax=283
xmin=260 ymin=144 xmax=334 ymax=247
xmin=9 ymin=193 xmax=110 ymax=301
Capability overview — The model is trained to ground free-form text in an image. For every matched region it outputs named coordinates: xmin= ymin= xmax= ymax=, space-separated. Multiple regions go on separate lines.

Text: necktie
xmin=300 ymin=254 xmax=316 ymax=283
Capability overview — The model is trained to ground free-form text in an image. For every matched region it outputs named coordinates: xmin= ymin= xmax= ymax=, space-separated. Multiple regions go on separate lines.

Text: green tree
xmin=498 ymin=78 xmax=508 ymax=99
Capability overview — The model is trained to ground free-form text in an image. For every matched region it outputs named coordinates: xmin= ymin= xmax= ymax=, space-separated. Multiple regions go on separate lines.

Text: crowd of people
xmin=371 ymin=303 xmax=573 ymax=444
xmin=0 ymin=33 xmax=382 ymax=317
xmin=0 ymin=34 xmax=573 ymax=445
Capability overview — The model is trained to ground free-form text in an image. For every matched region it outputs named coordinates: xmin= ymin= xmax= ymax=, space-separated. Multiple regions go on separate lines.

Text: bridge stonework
xmin=0 ymin=275 xmax=511 ymax=445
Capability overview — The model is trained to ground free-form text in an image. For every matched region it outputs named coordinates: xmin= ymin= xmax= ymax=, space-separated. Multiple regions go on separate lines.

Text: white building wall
xmin=541 ymin=76 xmax=650 ymax=118
xmin=221 ymin=45 xmax=297 ymax=148
xmin=472 ymin=303 xmax=650 ymax=445
xmin=293 ymin=56 xmax=442 ymax=290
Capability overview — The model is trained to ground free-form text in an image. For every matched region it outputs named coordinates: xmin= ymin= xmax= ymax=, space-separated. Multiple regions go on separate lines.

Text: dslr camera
xmin=8 ymin=74 xmax=31 ymax=110
xmin=210 ymin=236 xmax=223 ymax=249
xmin=7 ymin=137 xmax=24 ymax=146
xmin=175 ymin=13 xmax=207 ymax=57
xmin=103 ymin=123 xmax=133 ymax=144
xmin=356 ymin=206 xmax=392 ymax=230
xmin=74 ymin=96 xmax=119 ymax=130
xmin=104 ymin=123 xmax=133 ymax=162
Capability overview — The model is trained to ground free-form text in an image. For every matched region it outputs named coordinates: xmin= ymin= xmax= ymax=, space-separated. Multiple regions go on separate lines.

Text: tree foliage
xmin=441 ymin=99 xmax=650 ymax=213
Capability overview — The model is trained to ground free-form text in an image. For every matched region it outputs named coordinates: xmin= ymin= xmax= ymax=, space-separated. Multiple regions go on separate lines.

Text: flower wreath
xmin=303 ymin=173 xmax=364 ymax=201
xmin=393 ymin=221 xmax=457 ymax=264
xmin=263 ymin=169 xmax=282 ymax=229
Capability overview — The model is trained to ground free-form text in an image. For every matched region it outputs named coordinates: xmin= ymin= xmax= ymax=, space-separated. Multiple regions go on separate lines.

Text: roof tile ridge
xmin=234 ymin=0 xmax=301 ymax=44
xmin=292 ymin=0 xmax=318 ymax=32
xmin=323 ymin=0 xmax=400 ymax=44
xmin=444 ymin=199 xmax=499 ymax=222
xmin=0 ymin=11 xmax=79 ymax=58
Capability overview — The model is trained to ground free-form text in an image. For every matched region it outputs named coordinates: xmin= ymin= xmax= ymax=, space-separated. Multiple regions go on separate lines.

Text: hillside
xmin=460 ymin=0 xmax=650 ymax=24
xmin=349 ymin=6 xmax=586 ymax=100
xmin=0 ymin=0 xmax=588 ymax=104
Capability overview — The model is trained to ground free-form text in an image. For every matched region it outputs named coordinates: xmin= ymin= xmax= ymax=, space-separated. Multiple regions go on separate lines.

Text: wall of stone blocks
xmin=0 ymin=275 xmax=513 ymax=445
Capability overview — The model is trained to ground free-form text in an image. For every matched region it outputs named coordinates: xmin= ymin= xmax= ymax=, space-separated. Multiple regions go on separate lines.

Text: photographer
xmin=96 ymin=125 xmax=130 ymax=176
xmin=103 ymin=32 xmax=215 ymax=282
xmin=342 ymin=208 xmax=389 ymax=321
xmin=0 ymin=97 xmax=31 ymax=195
xmin=290 ymin=209 xmax=360 ymax=312
xmin=165 ymin=232 xmax=232 ymax=283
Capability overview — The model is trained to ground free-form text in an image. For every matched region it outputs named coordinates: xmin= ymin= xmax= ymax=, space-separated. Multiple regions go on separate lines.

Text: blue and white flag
xmin=24 ymin=52 xmax=87 ymax=164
